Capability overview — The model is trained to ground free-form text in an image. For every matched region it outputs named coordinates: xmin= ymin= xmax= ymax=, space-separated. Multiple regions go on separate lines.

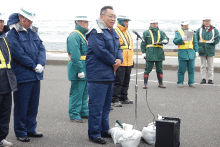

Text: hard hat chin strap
xmin=75 ymin=20 xmax=85 ymax=28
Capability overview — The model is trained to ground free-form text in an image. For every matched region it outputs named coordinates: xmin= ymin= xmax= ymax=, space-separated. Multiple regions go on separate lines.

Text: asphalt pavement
xmin=6 ymin=63 xmax=220 ymax=147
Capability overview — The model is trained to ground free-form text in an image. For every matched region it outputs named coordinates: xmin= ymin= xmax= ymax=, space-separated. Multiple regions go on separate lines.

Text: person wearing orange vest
xmin=141 ymin=19 xmax=169 ymax=89
xmin=173 ymin=20 xmax=199 ymax=88
xmin=67 ymin=16 xmax=89 ymax=123
xmin=112 ymin=15 xmax=134 ymax=107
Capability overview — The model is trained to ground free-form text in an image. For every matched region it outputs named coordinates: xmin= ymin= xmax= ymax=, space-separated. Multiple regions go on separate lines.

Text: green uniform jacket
xmin=141 ymin=27 xmax=169 ymax=61
xmin=67 ymin=25 xmax=88 ymax=81
xmin=196 ymin=25 xmax=220 ymax=56
xmin=173 ymin=28 xmax=199 ymax=60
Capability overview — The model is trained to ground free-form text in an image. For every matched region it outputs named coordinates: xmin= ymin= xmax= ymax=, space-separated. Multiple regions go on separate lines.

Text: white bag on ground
xmin=142 ymin=114 xmax=163 ymax=145
xmin=109 ymin=123 xmax=133 ymax=144
xmin=142 ymin=122 xmax=156 ymax=145
xmin=118 ymin=124 xmax=142 ymax=147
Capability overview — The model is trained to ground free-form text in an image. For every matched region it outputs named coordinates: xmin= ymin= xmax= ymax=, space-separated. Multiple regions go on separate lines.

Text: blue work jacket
xmin=86 ymin=20 xmax=123 ymax=82
xmin=6 ymin=13 xmax=46 ymax=84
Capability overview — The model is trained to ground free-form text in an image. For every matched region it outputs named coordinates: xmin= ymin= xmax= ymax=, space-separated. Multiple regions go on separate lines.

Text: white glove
xmin=142 ymin=53 xmax=146 ymax=59
xmin=34 ymin=64 xmax=44 ymax=73
xmin=162 ymin=39 xmax=168 ymax=44
xmin=206 ymin=39 xmax=214 ymax=44
xmin=78 ymin=72 xmax=85 ymax=78
xmin=182 ymin=36 xmax=187 ymax=41
xmin=195 ymin=52 xmax=199 ymax=58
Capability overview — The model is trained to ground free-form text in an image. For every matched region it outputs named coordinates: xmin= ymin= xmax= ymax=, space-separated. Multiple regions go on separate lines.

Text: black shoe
xmin=81 ymin=116 xmax=88 ymax=119
xmin=112 ymin=102 xmax=122 ymax=107
xmin=89 ymin=137 xmax=107 ymax=144
xmin=101 ymin=132 xmax=111 ymax=138
xmin=208 ymin=80 xmax=214 ymax=84
xmin=17 ymin=136 xmax=30 ymax=142
xmin=27 ymin=132 xmax=43 ymax=137
xmin=200 ymin=79 xmax=206 ymax=84
xmin=122 ymin=99 xmax=133 ymax=104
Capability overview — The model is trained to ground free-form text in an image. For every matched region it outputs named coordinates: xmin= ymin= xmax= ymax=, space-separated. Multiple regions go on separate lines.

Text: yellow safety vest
xmin=178 ymin=29 xmax=193 ymax=49
xmin=0 ymin=37 xmax=11 ymax=69
xmin=68 ymin=30 xmax=87 ymax=61
xmin=146 ymin=30 xmax=163 ymax=49
xmin=115 ymin=27 xmax=132 ymax=49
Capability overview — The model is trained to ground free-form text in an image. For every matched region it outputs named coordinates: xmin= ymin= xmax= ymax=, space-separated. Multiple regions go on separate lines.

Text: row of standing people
xmin=0 ymin=6 xmax=219 ymax=147
xmin=66 ymin=6 xmax=220 ymax=145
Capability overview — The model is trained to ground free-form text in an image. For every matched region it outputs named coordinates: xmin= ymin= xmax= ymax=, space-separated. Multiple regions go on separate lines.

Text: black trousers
xmin=0 ymin=92 xmax=12 ymax=141
xmin=112 ymin=66 xmax=132 ymax=103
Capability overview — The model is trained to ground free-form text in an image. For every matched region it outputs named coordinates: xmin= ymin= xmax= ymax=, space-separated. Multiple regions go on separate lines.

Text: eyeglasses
xmin=102 ymin=14 xmax=117 ymax=19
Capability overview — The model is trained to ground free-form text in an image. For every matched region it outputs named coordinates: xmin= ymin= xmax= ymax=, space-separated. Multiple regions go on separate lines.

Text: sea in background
xmin=34 ymin=19 xmax=220 ymax=51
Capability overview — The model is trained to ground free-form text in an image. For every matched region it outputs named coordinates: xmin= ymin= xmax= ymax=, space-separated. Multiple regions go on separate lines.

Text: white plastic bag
xmin=109 ymin=123 xmax=133 ymax=144
xmin=118 ymin=124 xmax=142 ymax=147
xmin=142 ymin=122 xmax=156 ymax=145
xmin=142 ymin=114 xmax=163 ymax=145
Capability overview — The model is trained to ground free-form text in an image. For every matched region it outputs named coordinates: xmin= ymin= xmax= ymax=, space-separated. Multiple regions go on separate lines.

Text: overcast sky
xmin=2 ymin=0 xmax=219 ymax=21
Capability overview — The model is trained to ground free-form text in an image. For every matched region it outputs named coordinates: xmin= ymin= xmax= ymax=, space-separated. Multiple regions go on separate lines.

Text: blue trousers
xmin=177 ymin=60 xmax=195 ymax=85
xmin=13 ymin=81 xmax=40 ymax=137
xmin=0 ymin=92 xmax=12 ymax=141
xmin=88 ymin=82 xmax=113 ymax=139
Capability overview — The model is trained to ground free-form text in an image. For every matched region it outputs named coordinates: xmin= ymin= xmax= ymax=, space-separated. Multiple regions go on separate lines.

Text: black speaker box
xmin=155 ymin=117 xmax=181 ymax=147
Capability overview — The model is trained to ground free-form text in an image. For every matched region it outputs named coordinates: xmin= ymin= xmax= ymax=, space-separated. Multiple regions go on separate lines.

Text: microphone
xmin=132 ymin=30 xmax=145 ymax=42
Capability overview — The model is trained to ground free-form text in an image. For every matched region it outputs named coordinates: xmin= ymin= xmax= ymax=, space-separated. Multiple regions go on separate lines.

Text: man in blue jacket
xmin=86 ymin=6 xmax=123 ymax=145
xmin=7 ymin=8 xmax=46 ymax=142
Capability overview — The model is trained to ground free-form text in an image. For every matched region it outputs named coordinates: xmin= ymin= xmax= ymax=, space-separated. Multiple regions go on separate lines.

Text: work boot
xmin=189 ymin=84 xmax=195 ymax=88
xmin=208 ymin=80 xmax=214 ymax=84
xmin=112 ymin=102 xmax=122 ymax=107
xmin=121 ymin=99 xmax=133 ymax=104
xmin=71 ymin=118 xmax=84 ymax=123
xmin=177 ymin=84 xmax=184 ymax=88
xmin=143 ymin=73 xmax=149 ymax=89
xmin=200 ymin=79 xmax=206 ymax=84
xmin=157 ymin=72 xmax=166 ymax=88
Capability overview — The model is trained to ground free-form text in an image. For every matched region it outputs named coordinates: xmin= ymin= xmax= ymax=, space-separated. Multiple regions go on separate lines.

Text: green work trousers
xmin=177 ymin=60 xmax=195 ymax=85
xmin=145 ymin=61 xmax=163 ymax=74
xmin=69 ymin=80 xmax=88 ymax=120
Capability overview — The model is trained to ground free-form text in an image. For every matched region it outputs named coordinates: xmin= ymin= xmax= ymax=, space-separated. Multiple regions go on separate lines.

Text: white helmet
xmin=19 ymin=7 xmax=36 ymax=21
xmin=0 ymin=13 xmax=5 ymax=21
xmin=203 ymin=16 xmax=211 ymax=20
xmin=117 ymin=15 xmax=131 ymax=21
xmin=180 ymin=20 xmax=190 ymax=25
xmin=74 ymin=16 xmax=89 ymax=21
xmin=150 ymin=19 xmax=159 ymax=23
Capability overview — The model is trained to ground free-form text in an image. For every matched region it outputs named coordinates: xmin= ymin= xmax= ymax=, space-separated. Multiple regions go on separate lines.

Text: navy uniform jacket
xmin=6 ymin=13 xmax=46 ymax=84
xmin=86 ymin=19 xmax=123 ymax=82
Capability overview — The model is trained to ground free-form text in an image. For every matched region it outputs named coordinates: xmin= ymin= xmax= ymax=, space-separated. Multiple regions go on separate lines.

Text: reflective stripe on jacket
xmin=0 ymin=37 xmax=17 ymax=94
xmin=146 ymin=30 xmax=163 ymax=49
xmin=0 ymin=37 xmax=11 ymax=69
xmin=115 ymin=24 xmax=133 ymax=66
xmin=199 ymin=28 xmax=214 ymax=43
xmin=115 ymin=26 xmax=132 ymax=49
xmin=178 ymin=29 xmax=193 ymax=49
